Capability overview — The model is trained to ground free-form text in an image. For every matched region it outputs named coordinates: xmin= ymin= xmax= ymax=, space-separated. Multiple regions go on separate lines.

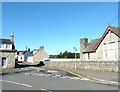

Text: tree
xmin=49 ymin=51 xmax=80 ymax=58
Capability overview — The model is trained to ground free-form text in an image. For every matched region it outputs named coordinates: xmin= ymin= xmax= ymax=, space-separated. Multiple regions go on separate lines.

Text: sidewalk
xmin=0 ymin=68 xmax=33 ymax=75
xmin=0 ymin=68 xmax=22 ymax=75
xmin=64 ymin=69 xmax=119 ymax=86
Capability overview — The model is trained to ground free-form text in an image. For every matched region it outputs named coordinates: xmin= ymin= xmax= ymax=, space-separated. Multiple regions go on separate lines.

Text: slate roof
xmin=17 ymin=50 xmax=27 ymax=55
xmin=0 ymin=39 xmax=12 ymax=44
xmin=82 ymin=26 xmax=120 ymax=53
xmin=82 ymin=38 xmax=100 ymax=53
xmin=110 ymin=26 xmax=120 ymax=37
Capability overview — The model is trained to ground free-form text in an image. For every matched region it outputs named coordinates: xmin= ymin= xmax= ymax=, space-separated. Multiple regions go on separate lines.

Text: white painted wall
xmin=17 ymin=55 xmax=24 ymax=61
xmin=16 ymin=51 xmax=30 ymax=62
xmin=27 ymin=56 xmax=33 ymax=63
xmin=49 ymin=58 xmax=81 ymax=62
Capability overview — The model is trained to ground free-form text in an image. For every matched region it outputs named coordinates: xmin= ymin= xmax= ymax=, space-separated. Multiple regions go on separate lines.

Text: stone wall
xmin=44 ymin=61 xmax=120 ymax=72
xmin=0 ymin=51 xmax=15 ymax=69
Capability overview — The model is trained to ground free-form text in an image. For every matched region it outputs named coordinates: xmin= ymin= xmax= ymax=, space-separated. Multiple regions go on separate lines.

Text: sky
xmin=2 ymin=2 xmax=118 ymax=55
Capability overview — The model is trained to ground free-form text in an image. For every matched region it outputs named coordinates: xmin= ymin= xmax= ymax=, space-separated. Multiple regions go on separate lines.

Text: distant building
xmin=16 ymin=49 xmax=30 ymax=62
xmin=0 ymin=32 xmax=16 ymax=69
xmin=27 ymin=46 xmax=49 ymax=64
xmin=80 ymin=25 xmax=120 ymax=61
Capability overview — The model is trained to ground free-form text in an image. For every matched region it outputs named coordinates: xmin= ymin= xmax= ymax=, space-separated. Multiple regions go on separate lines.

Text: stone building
xmin=27 ymin=46 xmax=49 ymax=64
xmin=80 ymin=25 xmax=120 ymax=61
xmin=0 ymin=32 xmax=16 ymax=69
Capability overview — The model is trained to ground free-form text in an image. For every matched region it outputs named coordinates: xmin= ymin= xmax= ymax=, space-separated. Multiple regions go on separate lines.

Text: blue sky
xmin=2 ymin=2 xmax=118 ymax=55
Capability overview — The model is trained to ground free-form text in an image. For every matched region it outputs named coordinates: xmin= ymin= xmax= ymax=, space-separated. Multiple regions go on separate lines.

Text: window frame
xmin=1 ymin=57 xmax=7 ymax=68
xmin=88 ymin=53 xmax=90 ymax=60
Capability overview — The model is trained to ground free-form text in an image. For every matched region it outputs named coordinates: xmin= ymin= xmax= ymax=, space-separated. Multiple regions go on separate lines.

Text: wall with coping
xmin=44 ymin=61 xmax=119 ymax=72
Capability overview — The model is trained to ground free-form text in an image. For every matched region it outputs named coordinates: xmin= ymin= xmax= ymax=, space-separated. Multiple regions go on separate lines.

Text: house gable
xmin=94 ymin=26 xmax=120 ymax=51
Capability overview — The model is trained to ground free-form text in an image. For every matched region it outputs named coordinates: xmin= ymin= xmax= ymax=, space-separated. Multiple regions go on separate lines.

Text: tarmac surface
xmin=0 ymin=62 xmax=119 ymax=91
xmin=1 ymin=67 xmax=118 ymax=90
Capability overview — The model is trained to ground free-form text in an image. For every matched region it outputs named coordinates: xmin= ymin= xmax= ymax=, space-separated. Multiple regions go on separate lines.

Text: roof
xmin=0 ymin=50 xmax=16 ymax=52
xmin=17 ymin=50 xmax=28 ymax=55
xmin=82 ymin=26 xmax=120 ymax=53
xmin=110 ymin=26 xmax=120 ymax=37
xmin=0 ymin=39 xmax=12 ymax=44
xmin=82 ymin=38 xmax=100 ymax=53
xmin=94 ymin=26 xmax=120 ymax=51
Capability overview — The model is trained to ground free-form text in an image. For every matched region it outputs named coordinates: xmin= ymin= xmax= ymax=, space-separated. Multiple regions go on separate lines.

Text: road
xmin=1 ymin=67 xmax=118 ymax=91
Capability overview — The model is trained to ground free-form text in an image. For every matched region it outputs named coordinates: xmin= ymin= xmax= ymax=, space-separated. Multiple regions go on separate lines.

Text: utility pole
xmin=73 ymin=47 xmax=77 ymax=69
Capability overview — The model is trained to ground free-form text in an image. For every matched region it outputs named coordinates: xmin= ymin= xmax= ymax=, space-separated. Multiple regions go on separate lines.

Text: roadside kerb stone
xmin=64 ymin=70 xmax=118 ymax=86
xmin=43 ymin=66 xmax=118 ymax=86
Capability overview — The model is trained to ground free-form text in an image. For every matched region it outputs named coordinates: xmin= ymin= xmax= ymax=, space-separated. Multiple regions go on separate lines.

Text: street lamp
xmin=73 ymin=47 xmax=77 ymax=69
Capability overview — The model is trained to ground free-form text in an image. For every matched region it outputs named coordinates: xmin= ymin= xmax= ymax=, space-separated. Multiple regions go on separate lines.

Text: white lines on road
xmin=25 ymin=72 xmax=83 ymax=80
xmin=69 ymin=77 xmax=81 ymax=80
xmin=41 ymin=88 xmax=53 ymax=92
xmin=81 ymin=78 xmax=90 ymax=81
xmin=47 ymin=70 xmax=57 ymax=73
xmin=0 ymin=80 xmax=32 ymax=88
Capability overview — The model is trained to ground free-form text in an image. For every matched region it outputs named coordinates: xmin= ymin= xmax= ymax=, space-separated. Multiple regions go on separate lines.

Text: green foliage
xmin=49 ymin=51 xmax=80 ymax=58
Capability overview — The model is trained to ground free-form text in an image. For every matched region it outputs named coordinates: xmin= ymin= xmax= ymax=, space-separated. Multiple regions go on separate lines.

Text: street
xmin=1 ymin=67 xmax=118 ymax=90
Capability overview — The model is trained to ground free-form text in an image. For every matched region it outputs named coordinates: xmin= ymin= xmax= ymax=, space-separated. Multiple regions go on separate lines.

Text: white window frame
xmin=88 ymin=53 xmax=90 ymax=60
xmin=1 ymin=57 xmax=7 ymax=68
xmin=3 ymin=44 xmax=5 ymax=48
xmin=6 ymin=44 xmax=10 ymax=49
xmin=0 ymin=43 xmax=1 ymax=48
xmin=0 ymin=44 xmax=5 ymax=49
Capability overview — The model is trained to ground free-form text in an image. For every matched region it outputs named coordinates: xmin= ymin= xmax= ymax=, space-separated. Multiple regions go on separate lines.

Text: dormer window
xmin=6 ymin=44 xmax=10 ymax=49
xmin=0 ymin=43 xmax=5 ymax=48
xmin=0 ymin=43 xmax=1 ymax=48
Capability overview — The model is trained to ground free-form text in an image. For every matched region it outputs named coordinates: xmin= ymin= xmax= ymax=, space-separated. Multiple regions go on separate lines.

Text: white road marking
xmin=48 ymin=70 xmax=57 ymax=73
xmin=69 ymin=77 xmax=80 ymax=80
xmin=81 ymin=78 xmax=90 ymax=81
xmin=41 ymin=88 xmax=53 ymax=92
xmin=0 ymin=80 xmax=32 ymax=88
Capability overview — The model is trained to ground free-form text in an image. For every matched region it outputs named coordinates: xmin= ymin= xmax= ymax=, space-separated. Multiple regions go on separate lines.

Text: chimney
xmin=80 ymin=38 xmax=88 ymax=61
xmin=10 ymin=32 xmax=14 ymax=44
xmin=39 ymin=46 xmax=44 ymax=51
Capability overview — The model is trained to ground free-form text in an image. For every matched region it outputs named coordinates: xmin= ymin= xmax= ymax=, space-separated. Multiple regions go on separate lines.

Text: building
xmin=80 ymin=25 xmax=120 ymax=61
xmin=16 ymin=49 xmax=30 ymax=62
xmin=27 ymin=46 xmax=49 ymax=64
xmin=0 ymin=32 xmax=16 ymax=69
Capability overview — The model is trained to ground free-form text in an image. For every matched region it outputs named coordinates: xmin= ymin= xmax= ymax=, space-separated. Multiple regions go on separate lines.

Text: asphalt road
xmin=1 ymin=67 xmax=118 ymax=90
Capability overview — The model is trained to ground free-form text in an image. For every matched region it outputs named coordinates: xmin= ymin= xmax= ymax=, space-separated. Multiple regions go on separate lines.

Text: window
xmin=0 ymin=43 xmax=1 ymax=48
xmin=1 ymin=57 xmax=7 ymax=67
xmin=6 ymin=44 xmax=10 ymax=49
xmin=109 ymin=41 xmax=115 ymax=44
xmin=88 ymin=53 xmax=90 ymax=59
xmin=0 ymin=43 xmax=4 ymax=48
xmin=109 ymin=31 xmax=111 ymax=37
xmin=103 ymin=43 xmax=106 ymax=45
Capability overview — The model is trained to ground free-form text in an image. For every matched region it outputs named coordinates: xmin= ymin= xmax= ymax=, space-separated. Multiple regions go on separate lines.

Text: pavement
xmin=0 ymin=68 xmax=35 ymax=75
xmin=43 ymin=65 xmax=119 ymax=87
xmin=63 ymin=69 xmax=119 ymax=86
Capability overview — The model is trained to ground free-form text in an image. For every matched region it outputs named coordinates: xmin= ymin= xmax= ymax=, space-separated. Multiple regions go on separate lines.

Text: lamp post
xmin=73 ymin=47 xmax=77 ymax=69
